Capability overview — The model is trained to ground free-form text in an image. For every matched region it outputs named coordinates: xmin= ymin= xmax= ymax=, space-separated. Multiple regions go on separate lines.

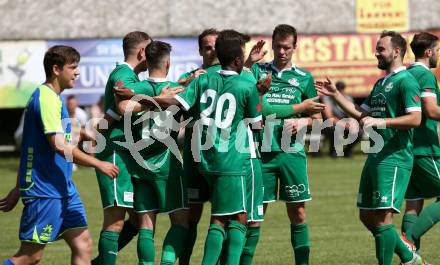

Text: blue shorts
xmin=19 ymin=192 xmax=88 ymax=244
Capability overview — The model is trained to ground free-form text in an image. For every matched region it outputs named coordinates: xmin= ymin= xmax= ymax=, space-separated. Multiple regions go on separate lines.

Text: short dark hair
xmin=380 ymin=31 xmax=407 ymax=59
xmin=198 ymin=28 xmax=219 ymax=49
xmin=146 ymin=40 xmax=172 ymax=70
xmin=43 ymin=45 xmax=80 ymax=79
xmin=217 ymin=29 xmax=250 ymax=45
xmin=122 ymin=31 xmax=151 ymax=59
xmin=272 ymin=24 xmax=297 ymax=46
xmin=215 ymin=30 xmax=245 ymax=67
xmin=410 ymin=32 xmax=439 ymax=58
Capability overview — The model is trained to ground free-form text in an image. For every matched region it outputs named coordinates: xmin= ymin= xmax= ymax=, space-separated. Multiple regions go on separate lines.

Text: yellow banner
xmin=356 ymin=0 xmax=409 ymax=33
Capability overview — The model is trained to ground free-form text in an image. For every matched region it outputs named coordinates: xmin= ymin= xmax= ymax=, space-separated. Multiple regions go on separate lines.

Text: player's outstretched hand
xmin=0 ymin=186 xmax=20 ymax=212
xmin=96 ymin=161 xmax=119 ymax=179
xmin=256 ymin=72 xmax=272 ymax=95
xmin=159 ymin=84 xmax=185 ymax=98
xmin=360 ymin=116 xmax=386 ymax=128
xmin=300 ymin=96 xmax=326 ymax=115
xmin=315 ymin=77 xmax=338 ymax=97
xmin=114 ymin=86 xmax=135 ymax=100
xmin=246 ymin=40 xmax=267 ymax=66
xmin=178 ymin=69 xmax=206 ymax=86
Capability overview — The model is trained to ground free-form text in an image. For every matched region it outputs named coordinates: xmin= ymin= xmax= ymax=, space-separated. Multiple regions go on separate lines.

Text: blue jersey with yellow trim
xmin=18 ymin=84 xmax=76 ymax=198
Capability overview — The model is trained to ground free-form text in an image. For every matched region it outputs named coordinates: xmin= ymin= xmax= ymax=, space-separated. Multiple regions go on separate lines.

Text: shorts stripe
xmin=241 ymin=176 xmax=246 ymax=212
xmin=179 ymin=176 xmax=184 ymax=209
xmin=431 ymin=156 xmax=440 ymax=180
xmin=250 ymin=159 xmax=255 ymax=219
xmin=391 ymin=166 xmax=397 ymax=210
xmin=113 ymin=151 xmax=119 ymax=206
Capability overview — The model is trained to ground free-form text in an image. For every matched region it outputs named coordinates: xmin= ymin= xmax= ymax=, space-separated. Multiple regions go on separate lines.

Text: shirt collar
xmin=120 ymin=62 xmax=134 ymax=71
xmin=382 ymin=66 xmax=406 ymax=85
xmin=218 ymin=70 xmax=239 ymax=76
xmin=146 ymin=77 xmax=168 ymax=83
xmin=411 ymin=62 xmax=430 ymax=70
xmin=270 ymin=61 xmax=295 ymax=73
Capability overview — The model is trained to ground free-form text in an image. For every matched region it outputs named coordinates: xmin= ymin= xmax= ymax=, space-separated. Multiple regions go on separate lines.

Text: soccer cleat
xmin=400 ymin=234 xmax=417 ymax=253
xmin=400 ymin=253 xmax=427 ymax=265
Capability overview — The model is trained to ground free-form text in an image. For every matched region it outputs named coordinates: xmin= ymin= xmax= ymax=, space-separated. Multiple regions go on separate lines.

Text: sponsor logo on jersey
xmin=288 ymin=78 xmax=299 ymax=87
xmin=384 ymin=82 xmax=393 ymax=92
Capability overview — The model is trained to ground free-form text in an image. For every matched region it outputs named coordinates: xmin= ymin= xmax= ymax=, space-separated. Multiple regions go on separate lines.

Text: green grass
xmin=0 ymin=155 xmax=439 ymax=264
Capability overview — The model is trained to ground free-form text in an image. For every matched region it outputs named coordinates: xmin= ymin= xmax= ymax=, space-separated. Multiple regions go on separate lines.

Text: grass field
xmin=0 ymin=155 xmax=439 ymax=264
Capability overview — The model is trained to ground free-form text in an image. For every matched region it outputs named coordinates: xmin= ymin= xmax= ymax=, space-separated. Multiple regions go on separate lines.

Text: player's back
xmin=196 ymin=70 xmax=261 ymax=176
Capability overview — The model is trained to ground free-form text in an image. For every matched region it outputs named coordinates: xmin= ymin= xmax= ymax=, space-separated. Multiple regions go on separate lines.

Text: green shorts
xmin=183 ymin=139 xmax=210 ymax=204
xmin=357 ymin=162 xmax=411 ymax=213
xmin=95 ymin=148 xmax=135 ymax=209
xmin=405 ymin=156 xmax=440 ymax=200
xmin=261 ymin=152 xmax=311 ymax=203
xmin=204 ymin=174 xmax=247 ymax=216
xmin=246 ymin=158 xmax=264 ymax=222
xmin=131 ymin=153 xmax=188 ymax=213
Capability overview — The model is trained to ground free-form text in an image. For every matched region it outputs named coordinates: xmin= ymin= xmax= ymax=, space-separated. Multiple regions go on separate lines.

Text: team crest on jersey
xmin=384 ymin=82 xmax=393 ymax=92
xmin=288 ymin=78 xmax=299 ymax=87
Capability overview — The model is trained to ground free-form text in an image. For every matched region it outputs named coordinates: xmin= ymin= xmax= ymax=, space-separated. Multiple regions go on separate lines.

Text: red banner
xmin=248 ymin=31 xmax=440 ymax=98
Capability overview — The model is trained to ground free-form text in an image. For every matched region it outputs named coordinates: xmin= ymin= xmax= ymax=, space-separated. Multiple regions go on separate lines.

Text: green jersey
xmin=103 ymin=63 xmax=147 ymax=150
xmin=250 ymin=62 xmax=318 ymax=152
xmin=407 ymin=63 xmax=440 ymax=156
xmin=361 ymin=67 xmax=421 ymax=169
xmin=175 ymin=70 xmax=262 ymax=175
xmin=132 ymin=77 xmax=183 ymax=174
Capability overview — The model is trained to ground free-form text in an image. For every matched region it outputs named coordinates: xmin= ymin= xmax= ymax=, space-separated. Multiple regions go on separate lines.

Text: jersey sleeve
xmin=401 ymin=77 xmax=422 ymax=113
xmin=39 ymin=88 xmax=63 ymax=134
xmin=245 ymin=84 xmax=262 ymax=123
xmin=419 ymin=72 xmax=438 ymax=98
xmin=174 ymin=76 xmax=203 ymax=111
xmin=302 ymin=74 xmax=318 ymax=100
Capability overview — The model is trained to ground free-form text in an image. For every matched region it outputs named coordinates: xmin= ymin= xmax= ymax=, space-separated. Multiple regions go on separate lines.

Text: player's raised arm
xmin=316 ymin=78 xmax=369 ymax=120
xmin=245 ymin=39 xmax=268 ymax=68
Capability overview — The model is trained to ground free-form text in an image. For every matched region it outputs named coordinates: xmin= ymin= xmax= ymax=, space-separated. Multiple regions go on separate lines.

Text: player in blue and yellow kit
xmin=0 ymin=46 xmax=119 ymax=265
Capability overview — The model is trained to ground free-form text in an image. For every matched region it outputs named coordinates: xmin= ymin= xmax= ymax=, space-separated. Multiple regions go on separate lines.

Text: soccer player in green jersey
xmin=316 ymin=31 xmax=424 ymax=265
xmin=118 ymin=40 xmax=189 ymax=265
xmin=118 ymin=29 xmax=262 ymax=265
xmin=401 ymin=32 xmax=440 ymax=253
xmin=93 ymin=31 xmax=151 ymax=265
xmin=0 ymin=45 xmax=119 ymax=265
xmin=177 ymin=29 xmax=222 ymax=265
xmin=247 ymin=24 xmax=325 ymax=265
xmin=178 ymin=28 xmax=220 ymax=86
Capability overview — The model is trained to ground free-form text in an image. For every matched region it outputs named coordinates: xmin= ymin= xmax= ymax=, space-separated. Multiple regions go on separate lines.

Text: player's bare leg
xmin=8 ymin=242 xmax=45 ymax=265
xmin=63 ymin=228 xmax=93 ymax=265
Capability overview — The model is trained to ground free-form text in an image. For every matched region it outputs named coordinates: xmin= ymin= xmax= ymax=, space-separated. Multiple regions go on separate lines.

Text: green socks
xmin=202 ymin=224 xmax=226 ymax=265
xmin=240 ymin=226 xmax=261 ymax=265
xmin=98 ymin=230 xmax=119 ymax=265
xmin=291 ymin=223 xmax=310 ymax=265
xmin=393 ymin=226 xmax=414 ymax=263
xmin=372 ymin=224 xmax=398 ymax=265
xmin=161 ymin=224 xmax=188 ymax=265
xmin=225 ymin=221 xmax=247 ymax=265
xmin=179 ymin=222 xmax=198 ymax=265
xmin=92 ymin=221 xmax=138 ymax=265
xmin=407 ymin=201 xmax=440 ymax=250
xmin=401 ymin=213 xmax=418 ymax=234
xmin=138 ymin=228 xmax=155 ymax=265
